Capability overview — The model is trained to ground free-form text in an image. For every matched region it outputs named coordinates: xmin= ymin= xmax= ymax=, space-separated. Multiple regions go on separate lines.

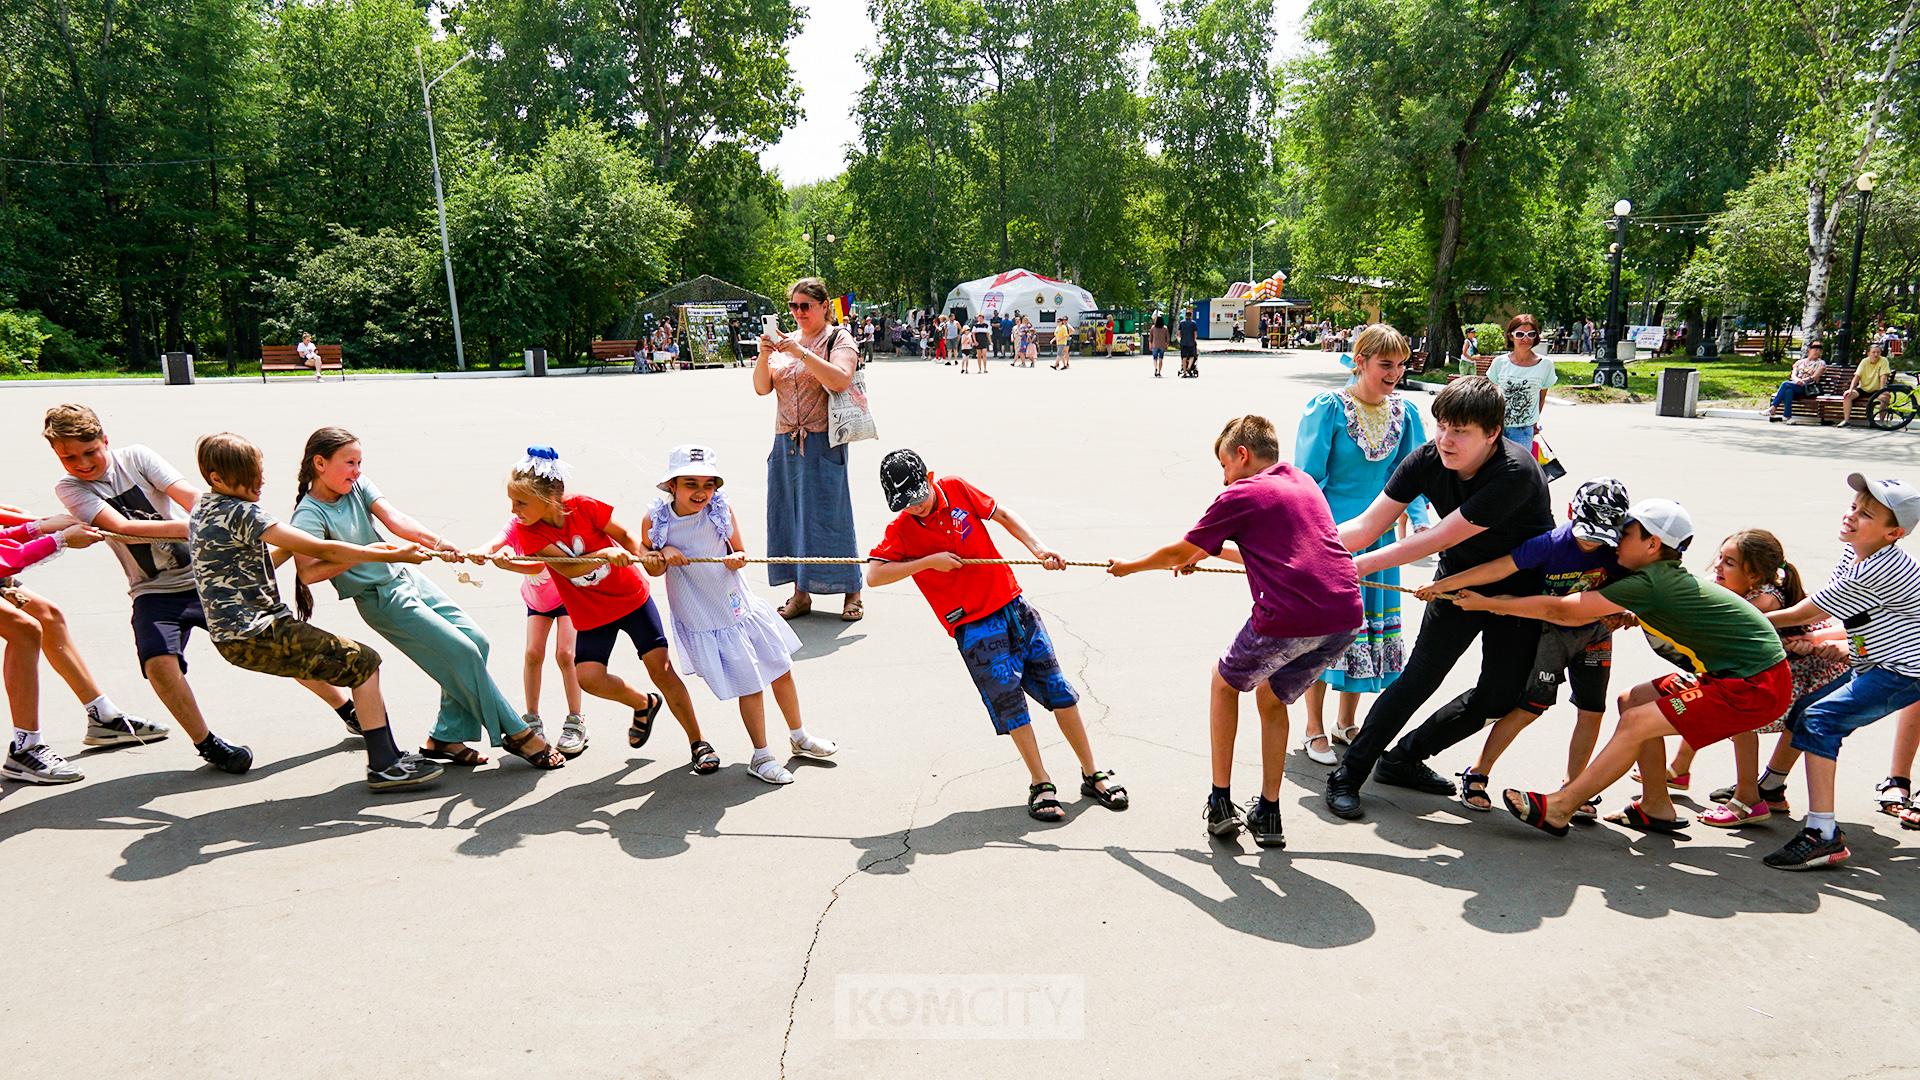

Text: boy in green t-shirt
xmin=1455 ymin=499 xmax=1792 ymax=836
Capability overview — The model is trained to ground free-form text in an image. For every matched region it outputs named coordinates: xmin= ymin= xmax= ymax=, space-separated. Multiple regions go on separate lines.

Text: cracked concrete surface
xmin=2 ymin=352 xmax=1918 ymax=1078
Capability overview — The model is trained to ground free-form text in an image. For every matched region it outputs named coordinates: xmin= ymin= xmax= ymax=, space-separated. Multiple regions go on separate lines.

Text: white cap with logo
xmin=1848 ymin=473 xmax=1920 ymax=532
xmin=1627 ymin=498 xmax=1694 ymax=552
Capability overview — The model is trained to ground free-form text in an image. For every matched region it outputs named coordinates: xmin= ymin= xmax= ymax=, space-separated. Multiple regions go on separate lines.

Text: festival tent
xmin=941 ymin=269 xmax=1097 ymax=329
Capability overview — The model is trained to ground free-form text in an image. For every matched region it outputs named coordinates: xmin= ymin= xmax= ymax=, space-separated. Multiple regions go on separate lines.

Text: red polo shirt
xmin=869 ymin=475 xmax=1021 ymax=634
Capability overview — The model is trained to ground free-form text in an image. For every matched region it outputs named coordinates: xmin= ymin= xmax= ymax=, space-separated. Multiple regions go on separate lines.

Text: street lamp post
xmin=1834 ymin=172 xmax=1877 ymax=368
xmin=419 ymin=47 xmax=474 ymax=371
xmin=1596 ymin=198 xmax=1632 ymax=390
xmin=1248 ymin=218 xmax=1278 ymax=286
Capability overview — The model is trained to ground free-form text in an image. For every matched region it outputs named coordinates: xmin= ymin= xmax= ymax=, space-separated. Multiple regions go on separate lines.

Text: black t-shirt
xmin=1383 ymin=437 xmax=1554 ymax=591
xmin=1178 ymin=319 xmax=1198 ymax=351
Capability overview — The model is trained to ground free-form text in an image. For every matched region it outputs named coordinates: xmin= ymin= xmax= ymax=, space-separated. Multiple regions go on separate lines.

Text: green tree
xmin=261 ymin=225 xmax=444 ymax=368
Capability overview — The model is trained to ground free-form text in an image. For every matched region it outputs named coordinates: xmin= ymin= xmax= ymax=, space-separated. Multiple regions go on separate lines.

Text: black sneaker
xmin=1373 ymin=754 xmax=1457 ymax=795
xmin=1244 ymin=800 xmax=1286 ymax=849
xmin=1763 ymin=827 xmax=1850 ymax=870
xmin=1204 ymin=794 xmax=1243 ymax=837
xmin=1324 ymin=767 xmax=1365 ymax=820
xmin=366 ymin=753 xmax=444 ymax=791
xmin=196 ymin=736 xmax=254 ymax=775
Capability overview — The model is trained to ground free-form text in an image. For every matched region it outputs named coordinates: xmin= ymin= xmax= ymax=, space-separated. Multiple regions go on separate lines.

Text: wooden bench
xmin=1446 ymin=355 xmax=1496 ymax=382
xmin=260 ymin=343 xmax=343 ymax=381
xmin=1733 ymin=332 xmax=1787 ymax=358
xmin=1769 ymin=365 xmax=1861 ymax=425
xmin=588 ymin=339 xmax=660 ymax=374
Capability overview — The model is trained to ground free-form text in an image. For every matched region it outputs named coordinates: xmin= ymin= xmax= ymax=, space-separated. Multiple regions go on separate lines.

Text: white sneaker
xmin=1302 ymin=733 xmax=1338 ymax=766
xmin=789 ymin=732 xmax=837 ymax=759
xmin=748 ymin=755 xmax=794 ymax=785
xmin=84 ymin=710 xmax=170 ymax=747
xmin=3 ymin=742 xmax=84 ymax=784
xmin=556 ymin=714 xmax=589 ymax=757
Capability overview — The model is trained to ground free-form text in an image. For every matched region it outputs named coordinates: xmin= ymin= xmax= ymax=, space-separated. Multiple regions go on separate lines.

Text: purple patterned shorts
xmin=1217 ymin=621 xmax=1358 ymax=702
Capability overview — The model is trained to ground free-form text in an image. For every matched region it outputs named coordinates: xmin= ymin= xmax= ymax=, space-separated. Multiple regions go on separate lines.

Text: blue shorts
xmin=131 ymin=588 xmax=206 ymax=674
xmin=954 ymin=597 xmax=1079 ymax=734
xmin=574 ymin=598 xmax=669 ymax=667
xmin=1787 ymin=666 xmax=1920 ymax=760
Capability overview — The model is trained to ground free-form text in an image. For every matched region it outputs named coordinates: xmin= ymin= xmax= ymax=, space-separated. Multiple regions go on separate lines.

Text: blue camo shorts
xmin=954 ymin=596 xmax=1079 ymax=734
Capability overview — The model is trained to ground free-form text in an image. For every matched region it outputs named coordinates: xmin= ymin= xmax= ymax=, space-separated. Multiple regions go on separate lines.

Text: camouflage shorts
xmin=215 ymin=618 xmax=381 ymax=689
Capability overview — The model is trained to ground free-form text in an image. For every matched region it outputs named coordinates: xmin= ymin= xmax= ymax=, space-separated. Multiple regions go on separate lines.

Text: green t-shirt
xmin=290 ymin=478 xmax=399 ymax=600
xmin=1598 ymin=559 xmax=1785 ymax=678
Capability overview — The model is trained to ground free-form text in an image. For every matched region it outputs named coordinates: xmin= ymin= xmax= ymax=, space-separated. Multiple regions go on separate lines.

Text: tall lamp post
xmin=419 ymin=46 xmax=474 ymax=371
xmin=1834 ymin=171 xmax=1877 ymax=368
xmin=1248 ymin=218 xmax=1277 ymax=286
xmin=1596 ymin=198 xmax=1632 ymax=390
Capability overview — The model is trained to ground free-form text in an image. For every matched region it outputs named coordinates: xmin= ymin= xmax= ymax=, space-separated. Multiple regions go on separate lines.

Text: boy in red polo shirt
xmin=866 ymin=449 xmax=1127 ymax=824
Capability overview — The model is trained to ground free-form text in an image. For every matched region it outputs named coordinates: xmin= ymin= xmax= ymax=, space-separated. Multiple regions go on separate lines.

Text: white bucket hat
xmin=657 ymin=444 xmax=724 ymax=492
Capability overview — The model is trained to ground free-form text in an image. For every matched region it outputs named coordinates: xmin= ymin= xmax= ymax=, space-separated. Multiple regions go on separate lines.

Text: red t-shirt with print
xmin=869 ymin=475 xmax=1021 ymax=635
xmin=504 ymin=495 xmax=649 ymax=631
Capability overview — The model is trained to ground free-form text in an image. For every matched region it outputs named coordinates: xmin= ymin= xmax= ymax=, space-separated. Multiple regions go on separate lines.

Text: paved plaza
xmin=4 ymin=350 xmax=1918 ymax=1079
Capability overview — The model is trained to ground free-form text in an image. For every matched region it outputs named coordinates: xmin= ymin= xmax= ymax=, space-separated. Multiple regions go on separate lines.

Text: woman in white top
xmin=296 ymin=332 xmax=322 ymax=380
xmin=1484 ymin=313 xmax=1557 ymax=449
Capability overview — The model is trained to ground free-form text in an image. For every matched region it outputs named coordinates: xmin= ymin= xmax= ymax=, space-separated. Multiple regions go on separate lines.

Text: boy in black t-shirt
xmin=1323 ymin=376 xmax=1556 ymax=820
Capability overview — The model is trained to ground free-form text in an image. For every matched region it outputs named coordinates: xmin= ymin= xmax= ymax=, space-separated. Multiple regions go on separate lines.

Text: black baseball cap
xmin=880 ymin=449 xmax=934 ymax=512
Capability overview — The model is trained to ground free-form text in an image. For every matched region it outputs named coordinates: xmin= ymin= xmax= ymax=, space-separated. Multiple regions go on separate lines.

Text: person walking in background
xmin=1150 ymin=315 xmax=1170 ymax=378
xmin=1178 ymin=308 xmax=1200 ymax=378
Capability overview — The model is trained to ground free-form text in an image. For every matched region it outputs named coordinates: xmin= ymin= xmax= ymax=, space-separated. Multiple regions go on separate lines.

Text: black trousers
xmin=1341 ymin=599 xmax=1543 ymax=779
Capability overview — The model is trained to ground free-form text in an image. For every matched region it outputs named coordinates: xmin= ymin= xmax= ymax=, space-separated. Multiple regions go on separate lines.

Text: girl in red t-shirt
xmin=472 ymin=448 xmax=715 ymax=773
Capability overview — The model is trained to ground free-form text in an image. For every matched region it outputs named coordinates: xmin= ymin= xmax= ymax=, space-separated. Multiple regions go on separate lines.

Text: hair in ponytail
xmin=293 ymin=426 xmax=361 ymax=621
xmin=1725 ymin=529 xmax=1803 ymax=604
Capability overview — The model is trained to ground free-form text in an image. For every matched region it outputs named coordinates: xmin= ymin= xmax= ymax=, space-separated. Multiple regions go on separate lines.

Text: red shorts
xmin=1651 ymin=659 xmax=1793 ymax=749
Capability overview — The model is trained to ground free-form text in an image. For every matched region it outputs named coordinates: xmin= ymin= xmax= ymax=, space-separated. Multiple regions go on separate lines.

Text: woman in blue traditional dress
xmin=1293 ymin=324 xmax=1430 ymax=764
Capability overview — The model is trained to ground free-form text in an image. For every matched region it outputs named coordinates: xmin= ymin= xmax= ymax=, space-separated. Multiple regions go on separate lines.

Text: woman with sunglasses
xmin=1485 ymin=313 xmax=1558 ymax=450
xmin=754 ymin=277 xmax=865 ymax=622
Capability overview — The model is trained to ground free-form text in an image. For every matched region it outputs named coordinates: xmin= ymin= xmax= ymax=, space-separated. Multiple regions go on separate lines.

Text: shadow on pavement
xmin=789 ymin=616 xmax=867 ymax=661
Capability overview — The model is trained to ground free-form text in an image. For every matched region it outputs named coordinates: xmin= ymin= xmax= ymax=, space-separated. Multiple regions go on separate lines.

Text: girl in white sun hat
xmin=640 ymin=444 xmax=837 ymax=784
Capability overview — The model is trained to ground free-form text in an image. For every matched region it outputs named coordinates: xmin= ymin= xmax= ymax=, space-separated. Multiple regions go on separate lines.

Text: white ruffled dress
xmin=649 ymin=491 xmax=801 ymax=700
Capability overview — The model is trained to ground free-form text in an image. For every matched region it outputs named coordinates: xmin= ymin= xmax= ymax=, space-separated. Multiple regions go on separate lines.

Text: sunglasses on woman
xmin=788 ymin=300 xmax=815 ymax=312
xmin=1511 ymin=329 xmax=1540 ymax=339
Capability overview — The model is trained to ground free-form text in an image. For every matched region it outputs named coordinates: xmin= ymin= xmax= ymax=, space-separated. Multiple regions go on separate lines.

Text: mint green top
xmin=290 ymin=477 xmax=398 ymax=600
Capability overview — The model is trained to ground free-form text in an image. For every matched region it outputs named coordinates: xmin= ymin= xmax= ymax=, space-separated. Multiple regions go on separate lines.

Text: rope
xmin=86 ymin=529 xmax=1458 ymax=597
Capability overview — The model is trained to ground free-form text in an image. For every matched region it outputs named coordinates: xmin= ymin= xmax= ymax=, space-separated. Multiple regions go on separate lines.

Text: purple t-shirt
xmin=1509 ymin=522 xmax=1621 ymax=597
xmin=1184 ymin=462 xmax=1363 ymax=638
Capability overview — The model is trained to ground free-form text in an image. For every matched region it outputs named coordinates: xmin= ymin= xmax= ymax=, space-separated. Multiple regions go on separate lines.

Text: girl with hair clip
xmin=291 ymin=428 xmax=564 ymax=769
xmin=475 ymin=447 xmax=715 ymax=774
xmin=1647 ymin=529 xmax=1848 ymax=825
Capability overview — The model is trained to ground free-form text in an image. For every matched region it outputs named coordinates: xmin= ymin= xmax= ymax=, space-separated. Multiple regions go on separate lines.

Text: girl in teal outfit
xmin=290 ymin=428 xmax=564 ymax=770
xmin=1293 ymin=325 xmax=1431 ymax=763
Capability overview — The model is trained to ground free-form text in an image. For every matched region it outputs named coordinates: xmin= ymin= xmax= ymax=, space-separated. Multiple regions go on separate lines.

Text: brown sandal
xmin=840 ymin=597 xmax=864 ymax=622
xmin=419 ymin=739 xmax=487 ymax=766
xmin=502 ymin=727 xmax=565 ymax=770
xmin=779 ymin=594 xmax=812 ymax=619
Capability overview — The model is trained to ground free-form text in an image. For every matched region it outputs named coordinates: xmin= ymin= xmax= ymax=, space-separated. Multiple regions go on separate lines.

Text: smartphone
xmin=762 ymin=314 xmax=781 ymax=338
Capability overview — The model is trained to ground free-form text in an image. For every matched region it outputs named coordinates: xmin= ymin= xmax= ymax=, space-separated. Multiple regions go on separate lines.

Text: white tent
xmin=940 ymin=269 xmax=1097 ymax=329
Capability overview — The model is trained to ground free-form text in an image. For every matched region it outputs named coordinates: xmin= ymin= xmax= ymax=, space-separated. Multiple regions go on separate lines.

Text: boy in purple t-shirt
xmin=1111 ymin=415 xmax=1362 ymax=848
xmin=1422 ymin=478 xmax=1632 ymax=816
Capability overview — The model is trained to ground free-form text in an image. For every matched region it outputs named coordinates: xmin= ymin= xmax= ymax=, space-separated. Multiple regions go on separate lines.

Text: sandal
xmin=840 ymin=597 xmax=865 ymax=622
xmin=778 ymin=594 xmax=812 ymax=619
xmin=419 ymin=739 xmax=487 ymax=766
xmin=1900 ymin=803 xmax=1920 ymax=831
xmin=1875 ymin=775 xmax=1911 ymax=816
xmin=1697 ymin=797 xmax=1770 ymax=828
xmin=1027 ymin=781 xmax=1065 ymax=823
xmin=1629 ymin=767 xmax=1690 ymax=791
xmin=1503 ymin=788 xmax=1568 ymax=837
xmin=689 ymin=739 xmax=720 ymax=775
xmin=1080 ymin=770 xmax=1129 ymax=811
xmin=502 ymin=727 xmax=566 ymax=770
xmin=1603 ymin=799 xmax=1689 ymax=833
xmin=628 ymin=693 xmax=663 ymax=748
xmin=1571 ymin=795 xmax=1601 ymax=823
xmin=1457 ymin=770 xmax=1492 ymax=812
xmin=1330 ymin=722 xmax=1361 ymax=746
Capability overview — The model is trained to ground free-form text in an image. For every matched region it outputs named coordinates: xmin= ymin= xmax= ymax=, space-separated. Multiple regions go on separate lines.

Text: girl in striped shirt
xmin=641 ymin=445 xmax=838 ymax=785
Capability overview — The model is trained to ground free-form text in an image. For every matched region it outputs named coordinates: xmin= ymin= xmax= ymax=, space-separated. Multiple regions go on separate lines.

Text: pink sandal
xmin=1697 ymin=797 xmax=1771 ymax=828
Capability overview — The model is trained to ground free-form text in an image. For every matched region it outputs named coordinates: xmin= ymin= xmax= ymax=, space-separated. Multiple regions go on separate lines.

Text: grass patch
xmin=1553 ymin=356 xmax=1795 ymax=403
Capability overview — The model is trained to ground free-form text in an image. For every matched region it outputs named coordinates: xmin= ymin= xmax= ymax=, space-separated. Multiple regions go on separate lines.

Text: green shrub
xmin=0 ymin=310 xmax=50 ymax=375
xmin=35 ymin=319 xmax=117 ymax=372
xmin=1469 ymin=322 xmax=1507 ymax=356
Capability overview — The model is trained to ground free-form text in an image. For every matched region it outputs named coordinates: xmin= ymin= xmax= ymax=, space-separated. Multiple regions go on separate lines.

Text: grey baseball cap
xmin=1848 ymin=473 xmax=1920 ymax=531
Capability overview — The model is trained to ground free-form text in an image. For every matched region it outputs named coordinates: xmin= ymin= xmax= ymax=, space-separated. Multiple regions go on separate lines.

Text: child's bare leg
xmin=1473 ymin=706 xmax=1538 ymax=775
xmin=1337 ymin=691 xmax=1361 ymax=735
xmin=770 ymin=671 xmax=804 ymax=729
xmin=1731 ymin=732 xmax=1762 ymax=804
xmin=1566 ymin=708 xmax=1603 ymax=779
xmin=298 ymin=679 xmax=349 ymax=709
xmin=1634 ymin=736 xmax=1678 ymax=819
xmin=1050 ymin=703 xmax=1107 ymax=787
xmin=1303 ymin=681 xmax=1328 ymax=741
xmin=1889 ymin=702 xmax=1920 ymax=779
xmin=1668 ymin=740 xmax=1697 ymax=778
xmin=1007 ymin=723 xmax=1049 ymax=785
xmin=1539 ymin=691 xmax=1674 ymax=825
xmin=576 ymin=661 xmax=656 ymax=712
xmin=1253 ymin=682 xmax=1289 ymax=801
xmin=1209 ymin=668 xmax=1239 ymax=789
xmin=143 ymin=655 xmax=211 ymax=742
xmin=640 ymin=649 xmax=702 ymax=743
xmin=18 ymin=592 xmax=102 ymax=703
xmin=523 ymin=615 xmax=553 ymax=716
xmin=0 ymin=603 xmax=42 ymax=731
xmin=557 ymin=618 xmax=583 ymax=715
xmin=737 ymin=690 xmax=769 ymax=750
xmin=1764 ymin=732 xmax=1802 ymax=778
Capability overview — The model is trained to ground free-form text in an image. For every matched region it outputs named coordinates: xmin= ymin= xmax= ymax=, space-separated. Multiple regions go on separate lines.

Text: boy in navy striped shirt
xmin=1754 ymin=474 xmax=1920 ymax=870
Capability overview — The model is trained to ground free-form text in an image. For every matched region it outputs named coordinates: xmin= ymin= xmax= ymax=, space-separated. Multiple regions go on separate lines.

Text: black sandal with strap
xmin=1503 ymin=788 xmax=1569 ymax=837
xmin=628 ymin=693 xmax=663 ymax=749
xmin=502 ymin=727 xmax=565 ymax=770
xmin=419 ymin=739 xmax=487 ymax=766
xmin=1027 ymin=782 xmax=1065 ymax=823
xmin=1458 ymin=769 xmax=1492 ymax=812
xmin=689 ymin=739 xmax=720 ymax=775
xmin=1081 ymin=770 xmax=1129 ymax=811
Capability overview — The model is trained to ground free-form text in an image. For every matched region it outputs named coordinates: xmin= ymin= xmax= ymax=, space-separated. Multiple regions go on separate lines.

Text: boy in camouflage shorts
xmin=188 ymin=433 xmax=442 ymax=791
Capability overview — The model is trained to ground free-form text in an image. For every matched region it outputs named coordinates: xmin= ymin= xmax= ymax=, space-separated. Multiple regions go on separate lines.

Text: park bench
xmin=260 ymin=343 xmax=343 ymax=382
xmin=1768 ymin=365 xmax=1860 ymax=425
xmin=588 ymin=339 xmax=660 ymax=374
xmin=1446 ymin=356 xmax=1496 ymax=382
